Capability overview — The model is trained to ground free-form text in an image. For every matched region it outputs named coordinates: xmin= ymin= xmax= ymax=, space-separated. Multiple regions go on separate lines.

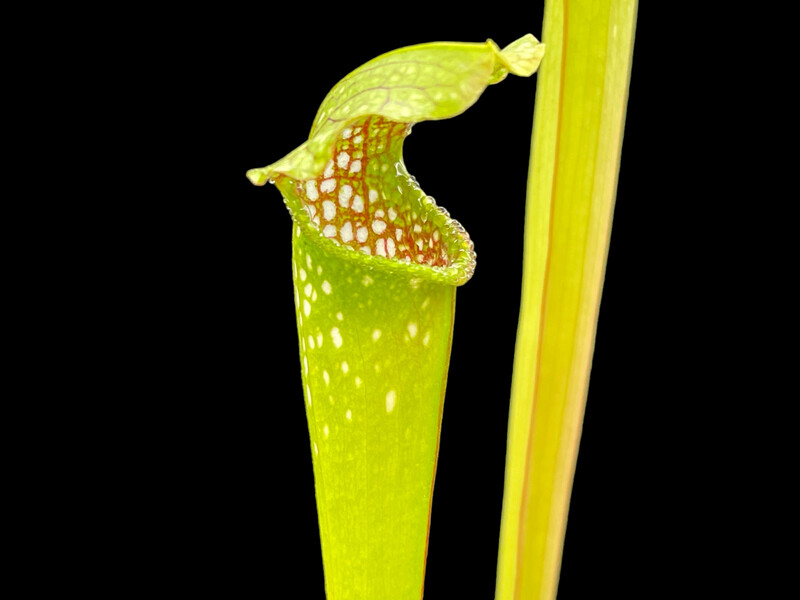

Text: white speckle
xmin=369 ymin=189 xmax=378 ymax=203
xmin=320 ymin=178 xmax=336 ymax=193
xmin=374 ymin=363 xmax=381 ymax=374
xmin=354 ymin=135 xmax=363 ymax=144
xmin=355 ymin=376 xmax=362 ymax=388
xmin=306 ymin=384 xmax=312 ymax=406
xmin=336 ymin=312 xmax=344 ymax=321
xmin=306 ymin=254 xmax=313 ymax=269
xmin=313 ymin=442 xmax=319 ymax=455
xmin=386 ymin=390 xmax=396 ymax=413
xmin=387 ymin=238 xmax=396 ymax=258
xmin=340 ymin=222 xmax=353 ymax=243
xmin=296 ymin=225 xmax=302 ymax=237
xmin=323 ymin=160 xmax=334 ymax=178
xmin=305 ymin=180 xmax=319 ymax=201
xmin=317 ymin=332 xmax=323 ymax=347
xmin=353 ymin=126 xmax=361 ymax=134
xmin=372 ymin=329 xmax=382 ymax=342
xmin=312 ymin=290 xmax=317 ymax=301
xmin=376 ymin=238 xmax=387 ymax=257
xmin=323 ymin=224 xmax=337 ymax=238
xmin=341 ymin=361 xmax=349 ymax=374
xmin=323 ymin=370 xmax=330 ymax=385
xmin=322 ymin=200 xmax=336 ymax=221
xmin=338 ymin=184 xmax=352 ymax=207
xmin=356 ymin=226 xmax=369 ymax=243
xmin=423 ymin=331 xmax=431 ymax=346
xmin=372 ymin=220 xmax=386 ymax=234
xmin=308 ymin=335 xmax=315 ymax=350
xmin=346 ymin=409 xmax=352 ymax=421
xmin=317 ymin=265 xmax=322 ymax=275
xmin=299 ymin=268 xmax=307 ymax=281
xmin=293 ymin=285 xmax=299 ymax=308
xmin=323 ymin=424 xmax=330 ymax=439
xmin=331 ymin=327 xmax=343 ymax=348
xmin=421 ymin=297 xmax=430 ymax=310
xmin=337 ymin=151 xmax=350 ymax=169
xmin=349 ymin=160 xmax=361 ymax=173
xmin=395 ymin=228 xmax=403 ymax=241
xmin=360 ymin=247 xmax=371 ymax=255
xmin=362 ymin=275 xmax=373 ymax=287
xmin=414 ymin=224 xmax=423 ymax=233
xmin=304 ymin=355 xmax=309 ymax=374
xmin=351 ymin=195 xmax=364 ymax=213
xmin=409 ymin=278 xmax=421 ymax=289
xmin=329 ymin=395 xmax=334 ymax=405
xmin=408 ymin=322 xmax=418 ymax=338
xmin=388 ymin=207 xmax=397 ymax=221
xmin=341 ymin=127 xmax=352 ymax=139
xmin=322 ymin=280 xmax=332 ymax=295
xmin=304 ymin=283 xmax=312 ymax=297
xmin=304 ymin=299 xmax=311 ymax=316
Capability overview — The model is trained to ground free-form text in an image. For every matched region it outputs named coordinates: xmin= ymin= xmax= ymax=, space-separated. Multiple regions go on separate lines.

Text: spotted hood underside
xmin=247 ymin=35 xmax=545 ymax=286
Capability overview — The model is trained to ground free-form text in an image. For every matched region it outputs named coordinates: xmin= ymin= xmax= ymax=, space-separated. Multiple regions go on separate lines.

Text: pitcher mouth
xmin=271 ymin=115 xmax=475 ymax=286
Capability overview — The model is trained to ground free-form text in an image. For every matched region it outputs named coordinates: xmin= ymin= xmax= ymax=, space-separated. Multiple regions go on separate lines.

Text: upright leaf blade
xmin=495 ymin=2 xmax=638 ymax=599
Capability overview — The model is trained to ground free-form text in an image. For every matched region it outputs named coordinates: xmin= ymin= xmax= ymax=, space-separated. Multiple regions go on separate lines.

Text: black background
xmin=84 ymin=4 xmax=724 ymax=598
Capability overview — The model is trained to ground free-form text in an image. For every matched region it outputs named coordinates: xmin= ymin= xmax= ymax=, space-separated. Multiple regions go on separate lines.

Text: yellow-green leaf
xmin=495 ymin=2 xmax=638 ymax=599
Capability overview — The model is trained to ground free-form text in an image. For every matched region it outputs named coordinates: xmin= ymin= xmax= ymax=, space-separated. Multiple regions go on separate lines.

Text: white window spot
xmin=331 ymin=327 xmax=343 ymax=349
xmin=369 ymin=189 xmax=378 ymax=203
xmin=306 ymin=384 xmax=312 ymax=406
xmin=336 ymin=312 xmax=344 ymax=321
xmin=337 ymin=151 xmax=350 ymax=169
xmin=395 ymin=228 xmax=403 ymax=241
xmin=353 ymin=126 xmax=362 ymax=135
xmin=388 ymin=207 xmax=397 ymax=221
xmin=305 ymin=180 xmax=319 ymax=201
xmin=376 ymin=238 xmax=387 ymax=257
xmin=317 ymin=265 xmax=322 ymax=275
xmin=387 ymin=238 xmax=396 ymax=258
xmin=341 ymin=361 xmax=349 ymax=374
xmin=339 ymin=184 xmax=352 ymax=207
xmin=355 ymin=376 xmax=362 ymax=388
xmin=349 ymin=160 xmax=362 ymax=173
xmin=423 ymin=331 xmax=431 ymax=346
xmin=375 ymin=209 xmax=385 ymax=219
xmin=386 ymin=390 xmax=396 ymax=413
xmin=323 ymin=160 xmax=334 ymax=178
xmin=308 ymin=335 xmax=315 ymax=350
xmin=352 ymin=195 xmax=364 ymax=213
xmin=293 ymin=285 xmax=299 ymax=308
xmin=408 ymin=322 xmax=418 ymax=338
xmin=304 ymin=355 xmax=309 ymax=374
xmin=346 ymin=409 xmax=352 ymax=421
xmin=306 ymin=254 xmax=313 ymax=269
xmin=362 ymin=275 xmax=373 ymax=287
xmin=305 ymin=205 xmax=316 ymax=220
xmin=372 ymin=220 xmax=386 ymax=235
xmin=323 ymin=370 xmax=330 ymax=385
xmin=356 ymin=226 xmax=369 ymax=243
xmin=299 ymin=268 xmax=307 ymax=281
xmin=323 ymin=224 xmax=337 ymax=238
xmin=322 ymin=280 xmax=332 ymax=295
xmin=312 ymin=215 xmax=320 ymax=227
xmin=322 ymin=200 xmax=336 ymax=221
xmin=303 ymin=299 xmax=311 ymax=316
xmin=320 ymin=178 xmax=336 ymax=193
xmin=414 ymin=224 xmax=423 ymax=233
xmin=317 ymin=332 xmax=323 ymax=347
xmin=340 ymin=222 xmax=353 ymax=243
xmin=433 ymin=230 xmax=440 ymax=242
xmin=312 ymin=290 xmax=317 ymax=301
xmin=304 ymin=283 xmax=312 ymax=297
xmin=354 ymin=135 xmax=363 ymax=144
xmin=341 ymin=127 xmax=352 ymax=139
xmin=372 ymin=329 xmax=381 ymax=342
xmin=323 ymin=424 xmax=330 ymax=439
xmin=360 ymin=247 xmax=371 ymax=255
xmin=416 ymin=239 xmax=424 ymax=251
xmin=313 ymin=442 xmax=319 ymax=455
